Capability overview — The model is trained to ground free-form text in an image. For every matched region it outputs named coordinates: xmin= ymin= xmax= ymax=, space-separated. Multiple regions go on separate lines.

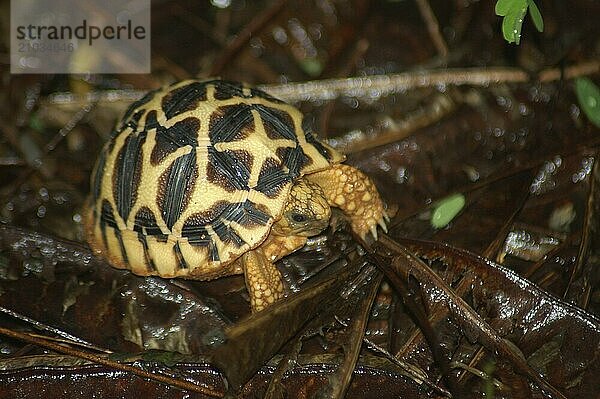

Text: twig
xmin=0 ymin=157 xmax=24 ymax=166
xmin=319 ymin=39 xmax=370 ymax=137
xmin=360 ymin=334 xmax=451 ymax=397
xmin=45 ymin=102 xmax=94 ymax=152
xmin=45 ymin=61 xmax=600 ymax=106
xmin=0 ymin=327 xmax=224 ymax=397
xmin=0 ymin=306 xmax=108 ymax=353
xmin=209 ymin=0 xmax=288 ymax=76
xmin=415 ymin=0 xmax=448 ymax=57
xmin=538 ymin=61 xmax=600 ymax=82
xmin=0 ymin=100 xmax=95 ymax=199
xmin=261 ymin=61 xmax=600 ymax=102
xmin=330 ymin=91 xmax=456 ymax=153
xmin=151 ymin=53 xmax=191 ymax=81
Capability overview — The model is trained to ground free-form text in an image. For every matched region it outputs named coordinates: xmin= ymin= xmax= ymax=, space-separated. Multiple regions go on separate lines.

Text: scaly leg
xmin=308 ymin=163 xmax=388 ymax=240
xmin=261 ymin=234 xmax=308 ymax=263
xmin=242 ymin=250 xmax=285 ymax=312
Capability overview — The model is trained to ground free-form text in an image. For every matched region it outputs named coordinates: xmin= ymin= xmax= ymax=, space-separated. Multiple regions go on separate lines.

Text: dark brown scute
xmin=119 ymin=109 xmax=145 ymax=132
xmin=254 ymin=104 xmax=297 ymax=141
xmin=133 ymin=206 xmax=167 ymax=241
xmin=181 ymin=200 xmax=271 ymax=261
xmin=209 ymin=104 xmax=254 ymax=144
xmin=212 ymin=80 xmax=246 ymax=100
xmin=144 ymin=109 xmax=161 ymax=131
xmin=173 ymin=242 xmax=189 ymax=269
xmin=112 ymin=131 xmax=147 ymax=222
xmin=186 ymin=200 xmax=270 ymax=232
xmin=99 ymin=199 xmax=118 ymax=250
xmin=100 ymin=199 xmax=118 ymax=230
xmin=221 ymin=200 xmax=271 ymax=228
xmin=276 ymin=146 xmax=309 ymax=177
xmin=182 ymin=220 xmax=220 ymax=262
xmin=302 ymin=118 xmax=332 ymax=161
xmin=156 ymin=150 xmax=198 ymax=231
xmin=150 ymin=117 xmax=201 ymax=166
xmin=136 ymin=231 xmax=155 ymax=272
xmin=206 ymin=147 xmax=251 ymax=192
xmin=113 ymin=227 xmax=129 ymax=264
xmin=161 ymin=81 xmax=208 ymax=119
xmin=186 ymin=202 xmax=229 ymax=227
xmin=255 ymin=157 xmax=292 ymax=198
xmin=182 ymin=220 xmax=211 ymax=243
xmin=91 ymin=149 xmax=107 ymax=201
xmin=118 ymin=88 xmax=158 ymax=130
xmin=212 ymin=219 xmax=245 ymax=248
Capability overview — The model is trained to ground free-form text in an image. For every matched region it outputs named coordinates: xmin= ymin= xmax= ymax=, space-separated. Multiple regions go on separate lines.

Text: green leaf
xmin=28 ymin=113 xmax=45 ymax=132
xmin=140 ymin=349 xmax=185 ymax=367
xmin=501 ymin=3 xmax=528 ymax=44
xmin=431 ymin=194 xmax=466 ymax=229
xmin=299 ymin=58 xmax=324 ymax=77
xmin=527 ymin=0 xmax=544 ymax=32
xmin=495 ymin=0 xmax=515 ymax=16
xmin=496 ymin=0 xmax=544 ymax=44
xmin=575 ymin=78 xmax=600 ymax=128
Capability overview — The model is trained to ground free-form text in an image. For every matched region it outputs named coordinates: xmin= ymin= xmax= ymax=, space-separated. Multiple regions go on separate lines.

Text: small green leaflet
xmin=431 ymin=193 xmax=465 ymax=229
xmin=575 ymin=78 xmax=600 ymax=128
xmin=28 ymin=112 xmax=45 ymax=132
xmin=495 ymin=0 xmax=544 ymax=44
xmin=300 ymin=58 xmax=324 ymax=77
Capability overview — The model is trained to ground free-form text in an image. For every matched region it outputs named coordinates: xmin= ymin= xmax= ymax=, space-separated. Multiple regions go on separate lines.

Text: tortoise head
xmin=272 ymin=179 xmax=331 ymax=237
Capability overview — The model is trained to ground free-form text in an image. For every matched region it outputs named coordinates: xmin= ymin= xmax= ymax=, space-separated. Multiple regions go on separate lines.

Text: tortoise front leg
xmin=242 ymin=250 xmax=284 ymax=312
xmin=308 ymin=163 xmax=388 ymax=240
xmin=261 ymin=234 xmax=307 ymax=263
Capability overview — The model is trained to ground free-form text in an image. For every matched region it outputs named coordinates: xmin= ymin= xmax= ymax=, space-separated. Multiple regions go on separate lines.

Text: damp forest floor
xmin=0 ymin=1 xmax=599 ymax=398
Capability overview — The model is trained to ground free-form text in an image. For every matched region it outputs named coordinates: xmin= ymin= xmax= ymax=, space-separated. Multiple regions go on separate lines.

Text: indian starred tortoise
xmin=84 ymin=79 xmax=388 ymax=312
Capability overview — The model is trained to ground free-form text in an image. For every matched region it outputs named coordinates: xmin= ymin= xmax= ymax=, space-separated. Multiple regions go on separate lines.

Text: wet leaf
xmin=211 ymin=261 xmax=362 ymax=390
xmin=374 ymin=237 xmax=600 ymax=398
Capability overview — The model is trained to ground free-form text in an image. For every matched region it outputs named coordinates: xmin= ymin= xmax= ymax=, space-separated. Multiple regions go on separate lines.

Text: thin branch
xmin=319 ymin=38 xmax=370 ymax=136
xmin=209 ymin=0 xmax=288 ymax=76
xmin=261 ymin=61 xmax=600 ymax=102
xmin=331 ymin=91 xmax=457 ymax=154
xmin=44 ymin=61 xmax=600 ymax=106
xmin=0 ymin=327 xmax=224 ymax=397
xmin=415 ymin=0 xmax=448 ymax=57
xmin=0 ymin=157 xmax=24 ymax=166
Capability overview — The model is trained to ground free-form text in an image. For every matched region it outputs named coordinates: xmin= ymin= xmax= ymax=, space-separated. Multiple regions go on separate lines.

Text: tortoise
xmin=84 ymin=79 xmax=388 ymax=312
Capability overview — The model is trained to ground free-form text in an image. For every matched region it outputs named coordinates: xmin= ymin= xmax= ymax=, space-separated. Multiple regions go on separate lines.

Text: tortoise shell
xmin=84 ymin=79 xmax=344 ymax=279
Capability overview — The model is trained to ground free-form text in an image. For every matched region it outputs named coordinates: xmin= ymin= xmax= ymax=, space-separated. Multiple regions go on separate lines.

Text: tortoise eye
xmin=291 ymin=213 xmax=306 ymax=223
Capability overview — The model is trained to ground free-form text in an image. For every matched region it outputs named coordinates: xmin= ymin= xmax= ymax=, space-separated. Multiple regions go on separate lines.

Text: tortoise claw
xmin=369 ymin=225 xmax=379 ymax=241
xmin=378 ymin=218 xmax=388 ymax=233
xmin=383 ymin=211 xmax=391 ymax=223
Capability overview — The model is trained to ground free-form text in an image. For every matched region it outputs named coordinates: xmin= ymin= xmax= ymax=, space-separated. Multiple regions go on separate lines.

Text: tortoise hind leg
xmin=242 ymin=250 xmax=284 ymax=312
